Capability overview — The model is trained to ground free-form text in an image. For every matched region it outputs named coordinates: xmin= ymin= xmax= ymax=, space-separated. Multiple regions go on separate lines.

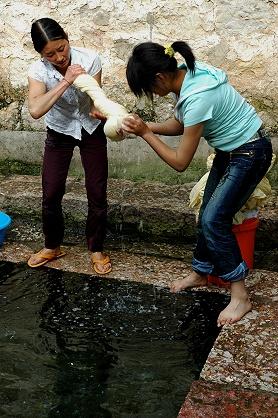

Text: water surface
xmin=0 ymin=261 xmax=228 ymax=418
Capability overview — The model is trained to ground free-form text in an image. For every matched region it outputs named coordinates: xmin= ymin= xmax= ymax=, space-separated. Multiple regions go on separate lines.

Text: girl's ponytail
xmin=172 ymin=41 xmax=195 ymax=74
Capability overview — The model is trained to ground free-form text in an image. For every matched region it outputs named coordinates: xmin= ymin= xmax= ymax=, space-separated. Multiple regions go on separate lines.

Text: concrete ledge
xmin=0 ymin=175 xmax=277 ymax=253
xmin=0 ymin=130 xmax=277 ymax=167
xmin=0 ymin=130 xmax=212 ymax=167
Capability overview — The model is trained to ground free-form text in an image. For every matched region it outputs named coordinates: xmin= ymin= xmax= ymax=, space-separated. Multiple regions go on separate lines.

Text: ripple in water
xmin=0 ymin=261 xmax=228 ymax=418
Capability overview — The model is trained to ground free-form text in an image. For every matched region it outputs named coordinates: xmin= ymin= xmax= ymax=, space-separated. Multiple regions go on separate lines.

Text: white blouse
xmin=28 ymin=46 xmax=102 ymax=140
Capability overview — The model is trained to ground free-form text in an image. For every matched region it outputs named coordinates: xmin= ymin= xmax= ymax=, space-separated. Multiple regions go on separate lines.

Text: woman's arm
xmin=122 ymin=114 xmax=203 ymax=172
xmin=28 ymin=64 xmax=86 ymax=119
xmin=28 ymin=77 xmax=70 ymax=119
xmin=147 ymin=117 xmax=184 ymax=136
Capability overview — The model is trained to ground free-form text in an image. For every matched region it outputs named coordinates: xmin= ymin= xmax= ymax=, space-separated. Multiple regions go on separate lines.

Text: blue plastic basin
xmin=0 ymin=212 xmax=12 ymax=246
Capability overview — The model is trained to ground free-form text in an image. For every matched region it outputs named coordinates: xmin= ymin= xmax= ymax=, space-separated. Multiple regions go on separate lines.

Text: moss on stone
xmin=0 ymin=159 xmax=41 ymax=176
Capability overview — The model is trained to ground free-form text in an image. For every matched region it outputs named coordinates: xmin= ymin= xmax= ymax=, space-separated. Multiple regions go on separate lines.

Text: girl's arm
xmin=28 ymin=64 xmax=86 ymax=119
xmin=147 ymin=117 xmax=184 ymax=136
xmin=122 ymin=114 xmax=203 ymax=172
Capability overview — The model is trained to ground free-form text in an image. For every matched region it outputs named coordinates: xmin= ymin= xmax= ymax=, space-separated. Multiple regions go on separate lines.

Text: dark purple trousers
xmin=42 ymin=125 xmax=108 ymax=252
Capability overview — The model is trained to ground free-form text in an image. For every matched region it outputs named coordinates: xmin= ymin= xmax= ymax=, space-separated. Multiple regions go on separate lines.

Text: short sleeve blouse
xmin=28 ymin=46 xmax=102 ymax=139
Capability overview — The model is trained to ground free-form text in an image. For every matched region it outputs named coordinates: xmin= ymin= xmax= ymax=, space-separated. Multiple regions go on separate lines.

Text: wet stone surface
xmin=178 ymin=380 xmax=278 ymax=418
xmin=201 ymin=302 xmax=278 ymax=393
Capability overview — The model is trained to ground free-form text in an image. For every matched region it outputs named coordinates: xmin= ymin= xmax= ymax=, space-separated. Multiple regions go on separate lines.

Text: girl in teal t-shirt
xmin=122 ymin=41 xmax=273 ymax=327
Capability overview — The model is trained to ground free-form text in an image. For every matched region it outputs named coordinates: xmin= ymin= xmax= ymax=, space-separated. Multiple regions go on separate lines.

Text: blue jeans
xmin=192 ymin=134 xmax=273 ymax=282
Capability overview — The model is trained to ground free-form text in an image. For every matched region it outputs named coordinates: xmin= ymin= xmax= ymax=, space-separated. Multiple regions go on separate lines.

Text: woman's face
xmin=41 ymin=39 xmax=70 ymax=70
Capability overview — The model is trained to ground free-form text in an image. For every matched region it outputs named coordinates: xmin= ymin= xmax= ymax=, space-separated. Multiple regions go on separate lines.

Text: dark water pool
xmin=0 ymin=261 xmax=228 ymax=418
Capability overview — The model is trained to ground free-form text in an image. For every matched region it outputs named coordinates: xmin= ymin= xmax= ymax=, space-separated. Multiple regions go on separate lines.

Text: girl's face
xmin=151 ymin=73 xmax=172 ymax=97
xmin=41 ymin=39 xmax=70 ymax=70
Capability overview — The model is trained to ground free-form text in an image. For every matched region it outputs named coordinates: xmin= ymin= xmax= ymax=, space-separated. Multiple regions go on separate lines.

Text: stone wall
xmin=0 ymin=0 xmax=277 ymax=133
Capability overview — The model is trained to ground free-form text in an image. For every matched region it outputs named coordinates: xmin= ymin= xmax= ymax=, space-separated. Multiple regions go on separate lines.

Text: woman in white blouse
xmin=27 ymin=17 xmax=111 ymax=274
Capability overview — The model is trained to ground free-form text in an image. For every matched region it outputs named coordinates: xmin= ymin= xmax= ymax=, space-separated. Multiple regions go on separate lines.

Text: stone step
xmin=0 ymin=174 xmax=277 ymax=252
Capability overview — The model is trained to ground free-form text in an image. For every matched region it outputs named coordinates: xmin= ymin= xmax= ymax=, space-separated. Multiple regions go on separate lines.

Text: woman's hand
xmin=64 ymin=64 xmax=86 ymax=84
xmin=121 ymin=114 xmax=150 ymax=137
xmin=89 ymin=106 xmax=107 ymax=121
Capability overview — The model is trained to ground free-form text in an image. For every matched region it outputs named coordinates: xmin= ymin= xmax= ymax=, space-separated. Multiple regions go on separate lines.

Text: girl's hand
xmin=64 ymin=64 xmax=86 ymax=84
xmin=121 ymin=114 xmax=150 ymax=137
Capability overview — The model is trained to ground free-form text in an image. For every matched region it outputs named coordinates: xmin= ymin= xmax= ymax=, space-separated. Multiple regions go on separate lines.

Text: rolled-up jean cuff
xmin=219 ymin=261 xmax=249 ymax=282
xmin=192 ymin=258 xmax=213 ymax=276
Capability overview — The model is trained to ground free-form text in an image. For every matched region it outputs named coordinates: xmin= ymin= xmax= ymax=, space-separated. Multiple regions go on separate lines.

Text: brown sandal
xmin=27 ymin=249 xmax=66 ymax=268
xmin=92 ymin=254 xmax=112 ymax=275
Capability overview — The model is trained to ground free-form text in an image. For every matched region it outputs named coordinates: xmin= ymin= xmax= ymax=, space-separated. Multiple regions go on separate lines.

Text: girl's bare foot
xmin=217 ymin=280 xmax=252 ymax=327
xmin=170 ymin=271 xmax=207 ymax=293
xmin=217 ymin=297 xmax=252 ymax=327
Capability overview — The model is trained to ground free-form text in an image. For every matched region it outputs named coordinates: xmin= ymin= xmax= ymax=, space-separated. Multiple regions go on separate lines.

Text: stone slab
xmin=201 ymin=302 xmax=278 ymax=394
xmin=0 ymin=175 xmax=277 ymax=250
xmin=178 ymin=380 xmax=278 ymax=418
xmin=0 ymin=130 xmax=212 ymax=164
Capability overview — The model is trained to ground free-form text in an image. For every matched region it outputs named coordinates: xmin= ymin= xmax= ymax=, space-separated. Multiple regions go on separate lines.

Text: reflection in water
xmin=0 ymin=261 xmax=228 ymax=418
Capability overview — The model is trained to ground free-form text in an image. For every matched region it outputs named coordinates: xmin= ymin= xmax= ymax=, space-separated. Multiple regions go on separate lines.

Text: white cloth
xmin=28 ymin=47 xmax=101 ymax=140
xmin=73 ymin=74 xmax=128 ymax=141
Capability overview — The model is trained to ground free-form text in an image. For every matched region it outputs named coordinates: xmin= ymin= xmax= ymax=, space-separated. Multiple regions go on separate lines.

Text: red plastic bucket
xmin=207 ymin=218 xmax=259 ymax=288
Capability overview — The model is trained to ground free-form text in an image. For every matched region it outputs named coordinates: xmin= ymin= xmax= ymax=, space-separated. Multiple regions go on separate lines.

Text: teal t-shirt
xmin=174 ymin=62 xmax=262 ymax=151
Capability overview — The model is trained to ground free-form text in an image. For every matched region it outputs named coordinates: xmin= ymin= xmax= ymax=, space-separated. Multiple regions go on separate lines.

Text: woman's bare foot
xmin=170 ymin=271 xmax=207 ymax=293
xmin=91 ymin=251 xmax=112 ymax=274
xmin=217 ymin=280 xmax=252 ymax=327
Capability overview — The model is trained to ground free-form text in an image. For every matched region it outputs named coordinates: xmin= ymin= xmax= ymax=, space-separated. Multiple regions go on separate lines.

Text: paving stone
xmin=178 ymin=380 xmax=278 ymax=418
xmin=201 ymin=302 xmax=278 ymax=394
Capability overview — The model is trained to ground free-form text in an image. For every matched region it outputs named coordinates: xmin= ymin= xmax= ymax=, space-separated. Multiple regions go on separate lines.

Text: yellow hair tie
xmin=164 ymin=43 xmax=175 ymax=58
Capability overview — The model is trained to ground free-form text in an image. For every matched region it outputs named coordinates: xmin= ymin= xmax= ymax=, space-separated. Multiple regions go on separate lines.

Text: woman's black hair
xmin=126 ymin=41 xmax=195 ymax=100
xmin=31 ymin=18 xmax=68 ymax=53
